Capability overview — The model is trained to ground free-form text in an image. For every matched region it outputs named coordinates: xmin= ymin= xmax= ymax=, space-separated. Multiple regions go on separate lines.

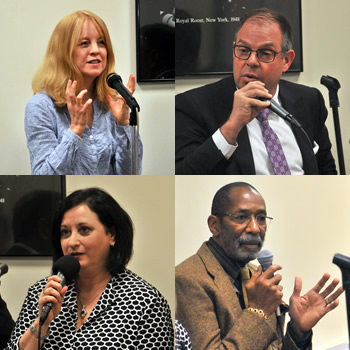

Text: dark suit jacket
xmin=176 ymin=243 xmax=311 ymax=350
xmin=0 ymin=296 xmax=15 ymax=349
xmin=175 ymin=76 xmax=337 ymax=175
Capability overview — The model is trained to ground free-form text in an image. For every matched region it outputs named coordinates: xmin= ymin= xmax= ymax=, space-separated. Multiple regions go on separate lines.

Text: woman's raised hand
xmin=66 ymin=80 xmax=93 ymax=137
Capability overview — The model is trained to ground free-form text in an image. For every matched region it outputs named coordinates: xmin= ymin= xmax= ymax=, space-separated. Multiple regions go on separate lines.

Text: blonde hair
xmin=32 ymin=10 xmax=116 ymax=111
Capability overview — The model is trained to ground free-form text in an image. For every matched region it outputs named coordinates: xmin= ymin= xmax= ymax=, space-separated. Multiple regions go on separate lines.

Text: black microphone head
xmin=321 ymin=75 xmax=341 ymax=90
xmin=106 ymin=73 xmax=122 ymax=87
xmin=257 ymin=249 xmax=274 ymax=271
xmin=53 ymin=255 xmax=80 ymax=284
xmin=333 ymin=253 xmax=350 ymax=271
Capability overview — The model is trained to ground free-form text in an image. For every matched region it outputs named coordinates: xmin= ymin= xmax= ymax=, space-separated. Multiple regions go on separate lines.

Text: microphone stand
xmin=129 ymin=103 xmax=140 ymax=175
xmin=333 ymin=253 xmax=350 ymax=348
xmin=321 ymin=75 xmax=345 ymax=174
xmin=106 ymin=73 xmax=140 ymax=174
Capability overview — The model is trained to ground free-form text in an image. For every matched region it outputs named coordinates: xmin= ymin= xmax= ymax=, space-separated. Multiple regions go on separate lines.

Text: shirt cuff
xmin=212 ymin=129 xmax=238 ymax=160
xmin=66 ymin=128 xmax=83 ymax=144
xmin=287 ymin=323 xmax=312 ymax=349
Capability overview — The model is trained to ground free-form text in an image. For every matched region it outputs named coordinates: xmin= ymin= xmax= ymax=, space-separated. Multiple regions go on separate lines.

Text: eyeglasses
xmin=215 ymin=213 xmax=273 ymax=226
xmin=233 ymin=45 xmax=284 ymax=63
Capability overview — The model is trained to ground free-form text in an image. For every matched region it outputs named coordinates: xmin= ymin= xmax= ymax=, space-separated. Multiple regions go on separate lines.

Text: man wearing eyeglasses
xmin=175 ymin=182 xmax=343 ymax=349
xmin=175 ymin=8 xmax=336 ymax=175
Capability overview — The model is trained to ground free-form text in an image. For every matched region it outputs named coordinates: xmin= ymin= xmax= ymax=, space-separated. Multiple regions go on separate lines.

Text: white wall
xmin=1 ymin=175 xmax=175 ymax=323
xmin=0 ymin=0 xmax=174 ymax=175
xmin=175 ymin=0 xmax=350 ymax=174
xmin=175 ymin=176 xmax=350 ymax=350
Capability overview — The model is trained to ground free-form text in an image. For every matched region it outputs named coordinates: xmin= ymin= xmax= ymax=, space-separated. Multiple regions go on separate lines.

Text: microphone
xmin=256 ymin=97 xmax=302 ymax=129
xmin=257 ymin=249 xmax=282 ymax=318
xmin=106 ymin=73 xmax=140 ymax=111
xmin=39 ymin=255 xmax=80 ymax=326
xmin=0 ymin=263 xmax=8 ymax=276
xmin=257 ymin=249 xmax=274 ymax=271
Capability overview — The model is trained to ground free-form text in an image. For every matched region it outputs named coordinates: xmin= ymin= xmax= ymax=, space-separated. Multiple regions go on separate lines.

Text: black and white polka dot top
xmin=6 ymin=269 xmax=174 ymax=349
xmin=175 ymin=320 xmax=192 ymax=350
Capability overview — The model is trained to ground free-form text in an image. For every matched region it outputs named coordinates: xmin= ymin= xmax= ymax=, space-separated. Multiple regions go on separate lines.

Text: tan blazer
xmin=176 ymin=242 xmax=310 ymax=350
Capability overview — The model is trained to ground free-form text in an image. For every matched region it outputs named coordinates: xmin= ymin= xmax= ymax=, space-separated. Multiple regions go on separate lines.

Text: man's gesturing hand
xmin=245 ymin=264 xmax=284 ymax=317
xmin=289 ymin=273 xmax=344 ymax=336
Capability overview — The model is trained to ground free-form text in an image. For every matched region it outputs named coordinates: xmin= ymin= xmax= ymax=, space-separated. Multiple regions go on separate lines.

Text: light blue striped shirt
xmin=25 ymin=92 xmax=143 ymax=175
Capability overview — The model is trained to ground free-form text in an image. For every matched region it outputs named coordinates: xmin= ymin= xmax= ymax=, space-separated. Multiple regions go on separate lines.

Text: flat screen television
xmin=136 ymin=0 xmax=175 ymax=82
xmin=0 ymin=176 xmax=66 ymax=256
xmin=175 ymin=0 xmax=303 ymax=76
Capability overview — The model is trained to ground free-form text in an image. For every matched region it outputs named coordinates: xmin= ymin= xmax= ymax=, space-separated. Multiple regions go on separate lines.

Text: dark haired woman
xmin=6 ymin=188 xmax=173 ymax=349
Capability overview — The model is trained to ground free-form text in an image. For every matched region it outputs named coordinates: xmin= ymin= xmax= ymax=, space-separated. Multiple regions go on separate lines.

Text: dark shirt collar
xmin=206 ymin=237 xmax=243 ymax=281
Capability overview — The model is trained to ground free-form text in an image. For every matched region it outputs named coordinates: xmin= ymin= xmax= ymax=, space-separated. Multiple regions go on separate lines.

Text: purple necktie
xmin=256 ymin=109 xmax=291 ymax=175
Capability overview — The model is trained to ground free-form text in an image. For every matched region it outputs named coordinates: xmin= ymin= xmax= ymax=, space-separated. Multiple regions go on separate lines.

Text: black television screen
xmin=0 ymin=176 xmax=65 ymax=256
xmin=136 ymin=0 xmax=175 ymax=82
xmin=175 ymin=0 xmax=303 ymax=76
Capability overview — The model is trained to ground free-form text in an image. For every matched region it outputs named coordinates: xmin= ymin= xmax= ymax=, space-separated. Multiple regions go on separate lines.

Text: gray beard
xmin=220 ymin=231 xmax=264 ymax=265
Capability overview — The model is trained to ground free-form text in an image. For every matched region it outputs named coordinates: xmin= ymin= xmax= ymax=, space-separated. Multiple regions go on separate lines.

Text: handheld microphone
xmin=256 ymin=97 xmax=302 ymax=129
xmin=106 ymin=73 xmax=140 ymax=111
xmin=257 ymin=249 xmax=274 ymax=271
xmin=257 ymin=249 xmax=282 ymax=318
xmin=0 ymin=263 xmax=8 ymax=276
xmin=258 ymin=250 xmax=287 ymax=349
xmin=39 ymin=255 xmax=80 ymax=326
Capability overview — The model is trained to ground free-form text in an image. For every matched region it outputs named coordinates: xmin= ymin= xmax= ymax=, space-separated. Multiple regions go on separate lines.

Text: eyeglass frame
xmin=233 ymin=44 xmax=286 ymax=63
xmin=214 ymin=212 xmax=273 ymax=227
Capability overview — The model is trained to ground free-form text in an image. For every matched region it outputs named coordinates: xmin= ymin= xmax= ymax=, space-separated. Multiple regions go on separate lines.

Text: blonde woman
xmin=25 ymin=11 xmax=143 ymax=175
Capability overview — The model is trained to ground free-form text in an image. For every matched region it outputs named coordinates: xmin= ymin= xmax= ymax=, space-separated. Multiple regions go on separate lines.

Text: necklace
xmin=77 ymin=286 xmax=106 ymax=318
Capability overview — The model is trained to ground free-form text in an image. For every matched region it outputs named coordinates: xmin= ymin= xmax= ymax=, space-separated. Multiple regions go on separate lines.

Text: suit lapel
xmin=278 ymin=82 xmax=305 ymax=125
xmin=197 ymin=243 xmax=242 ymax=312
